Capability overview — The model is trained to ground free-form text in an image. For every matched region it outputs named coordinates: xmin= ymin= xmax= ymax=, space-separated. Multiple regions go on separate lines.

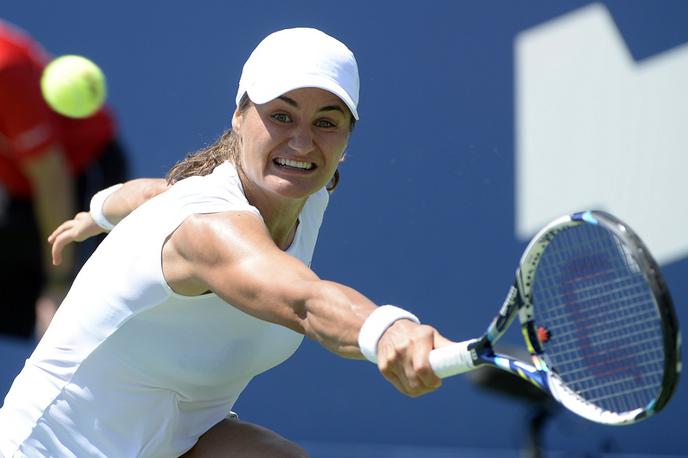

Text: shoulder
xmin=299 ymin=187 xmax=330 ymax=231
xmin=0 ymin=47 xmax=38 ymax=91
xmin=163 ymin=209 xmax=272 ymax=295
xmin=0 ymin=28 xmax=48 ymax=121
xmin=303 ymin=187 xmax=330 ymax=218
xmin=0 ymin=23 xmax=44 ymax=71
xmin=167 ymin=162 xmax=262 ymax=219
xmin=172 ymin=211 xmax=271 ymax=264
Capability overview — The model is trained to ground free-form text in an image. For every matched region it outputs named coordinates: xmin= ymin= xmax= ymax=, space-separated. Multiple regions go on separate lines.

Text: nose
xmin=288 ymin=123 xmax=314 ymax=154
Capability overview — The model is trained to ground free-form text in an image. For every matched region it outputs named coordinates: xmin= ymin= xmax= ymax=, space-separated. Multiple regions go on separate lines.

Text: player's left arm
xmin=100 ymin=178 xmax=169 ymax=224
xmin=49 ymin=178 xmax=168 ymax=265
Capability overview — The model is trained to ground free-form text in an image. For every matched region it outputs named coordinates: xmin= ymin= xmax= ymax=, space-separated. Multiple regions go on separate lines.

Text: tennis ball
xmin=40 ymin=55 xmax=107 ymax=118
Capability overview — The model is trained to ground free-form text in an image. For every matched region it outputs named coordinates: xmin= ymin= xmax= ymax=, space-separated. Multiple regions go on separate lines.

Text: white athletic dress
xmin=0 ymin=162 xmax=329 ymax=457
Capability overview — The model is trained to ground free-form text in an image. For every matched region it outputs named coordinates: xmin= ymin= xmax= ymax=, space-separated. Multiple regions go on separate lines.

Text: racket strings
xmin=551 ymin=329 xmax=662 ymax=357
xmin=545 ymin=311 xmax=661 ymax=348
xmin=565 ymin=359 xmax=664 ymax=387
xmin=532 ymin=223 xmax=665 ymax=415
xmin=544 ymin=336 xmax=663 ymax=386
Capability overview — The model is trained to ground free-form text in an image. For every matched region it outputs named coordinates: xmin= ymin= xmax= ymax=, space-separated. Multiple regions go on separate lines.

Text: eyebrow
xmin=277 ymin=95 xmax=346 ymax=115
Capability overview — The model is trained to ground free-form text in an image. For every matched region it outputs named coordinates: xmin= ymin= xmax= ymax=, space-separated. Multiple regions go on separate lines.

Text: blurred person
xmin=0 ymin=19 xmax=128 ymax=339
xmin=0 ymin=28 xmax=451 ymax=457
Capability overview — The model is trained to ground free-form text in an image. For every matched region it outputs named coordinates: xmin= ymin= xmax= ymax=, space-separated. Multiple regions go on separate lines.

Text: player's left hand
xmin=376 ymin=320 xmax=453 ymax=397
xmin=48 ymin=211 xmax=104 ymax=265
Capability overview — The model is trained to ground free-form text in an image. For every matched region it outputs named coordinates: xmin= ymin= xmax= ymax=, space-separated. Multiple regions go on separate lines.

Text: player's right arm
xmin=163 ymin=211 xmax=454 ymax=397
xmin=49 ymin=178 xmax=168 ymax=264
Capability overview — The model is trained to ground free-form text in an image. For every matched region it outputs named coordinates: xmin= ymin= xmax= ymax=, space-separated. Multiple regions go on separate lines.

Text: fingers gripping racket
xmin=429 ymin=211 xmax=681 ymax=425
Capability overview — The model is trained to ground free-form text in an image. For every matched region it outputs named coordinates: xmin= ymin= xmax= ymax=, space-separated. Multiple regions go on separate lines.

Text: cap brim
xmin=246 ymin=75 xmax=358 ymax=120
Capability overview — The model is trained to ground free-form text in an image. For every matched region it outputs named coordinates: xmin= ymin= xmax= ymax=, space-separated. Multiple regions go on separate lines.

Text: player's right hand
xmin=376 ymin=320 xmax=453 ymax=397
xmin=48 ymin=211 xmax=104 ymax=265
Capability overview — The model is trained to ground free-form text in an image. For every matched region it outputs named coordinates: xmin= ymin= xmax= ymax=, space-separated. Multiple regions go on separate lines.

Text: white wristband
xmin=358 ymin=305 xmax=420 ymax=364
xmin=89 ymin=183 xmax=123 ymax=231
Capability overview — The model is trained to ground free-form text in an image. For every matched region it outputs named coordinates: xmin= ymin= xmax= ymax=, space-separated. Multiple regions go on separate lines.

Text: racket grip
xmin=429 ymin=339 xmax=479 ymax=378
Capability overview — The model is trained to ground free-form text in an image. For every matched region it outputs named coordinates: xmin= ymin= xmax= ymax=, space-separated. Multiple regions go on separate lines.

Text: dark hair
xmin=165 ymin=93 xmax=355 ymax=192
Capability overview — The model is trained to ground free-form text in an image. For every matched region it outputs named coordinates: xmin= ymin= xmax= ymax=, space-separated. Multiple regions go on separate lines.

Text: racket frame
xmin=431 ymin=210 xmax=681 ymax=425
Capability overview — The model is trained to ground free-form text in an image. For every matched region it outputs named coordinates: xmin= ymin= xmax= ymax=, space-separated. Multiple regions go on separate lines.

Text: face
xmin=232 ymin=87 xmax=352 ymax=201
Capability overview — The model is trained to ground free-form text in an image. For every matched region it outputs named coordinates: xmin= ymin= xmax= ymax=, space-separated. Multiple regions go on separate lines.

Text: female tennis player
xmin=0 ymin=28 xmax=451 ymax=457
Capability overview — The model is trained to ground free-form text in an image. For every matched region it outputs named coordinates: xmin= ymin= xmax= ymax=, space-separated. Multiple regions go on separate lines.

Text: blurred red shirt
xmin=0 ymin=20 xmax=116 ymax=198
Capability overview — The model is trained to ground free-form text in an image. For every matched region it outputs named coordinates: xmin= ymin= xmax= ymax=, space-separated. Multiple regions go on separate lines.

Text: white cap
xmin=236 ymin=28 xmax=359 ymax=120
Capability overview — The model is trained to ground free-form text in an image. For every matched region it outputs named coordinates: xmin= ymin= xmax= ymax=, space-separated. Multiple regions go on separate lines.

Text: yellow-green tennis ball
xmin=40 ymin=55 xmax=107 ymax=118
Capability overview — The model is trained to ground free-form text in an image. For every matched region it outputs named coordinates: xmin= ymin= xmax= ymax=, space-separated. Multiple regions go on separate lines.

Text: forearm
xmin=101 ymin=178 xmax=167 ymax=225
xmin=36 ymin=181 xmax=76 ymax=284
xmin=295 ymin=279 xmax=449 ymax=398
xmin=23 ymin=148 xmax=76 ymax=285
xmin=299 ymin=280 xmax=378 ymax=358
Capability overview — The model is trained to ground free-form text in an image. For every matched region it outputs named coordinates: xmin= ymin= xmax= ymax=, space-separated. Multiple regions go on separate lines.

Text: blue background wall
xmin=2 ymin=1 xmax=686 ymax=456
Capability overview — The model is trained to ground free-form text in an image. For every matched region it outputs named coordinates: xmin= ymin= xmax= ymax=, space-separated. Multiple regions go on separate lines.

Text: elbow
xmin=290 ymin=299 xmax=310 ymax=335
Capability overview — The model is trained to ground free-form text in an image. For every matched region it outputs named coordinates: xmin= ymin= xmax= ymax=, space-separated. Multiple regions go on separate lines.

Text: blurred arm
xmin=21 ymin=146 xmax=76 ymax=287
xmin=22 ymin=146 xmax=77 ymax=337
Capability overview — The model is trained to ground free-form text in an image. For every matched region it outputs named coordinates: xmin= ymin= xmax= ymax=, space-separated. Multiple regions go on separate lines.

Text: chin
xmin=266 ymin=177 xmax=323 ymax=200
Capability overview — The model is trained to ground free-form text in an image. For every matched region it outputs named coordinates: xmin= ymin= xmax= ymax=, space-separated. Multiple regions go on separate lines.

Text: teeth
xmin=275 ymin=158 xmax=314 ymax=170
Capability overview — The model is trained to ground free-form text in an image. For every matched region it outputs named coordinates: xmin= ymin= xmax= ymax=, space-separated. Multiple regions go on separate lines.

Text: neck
xmin=238 ymin=174 xmax=306 ymax=251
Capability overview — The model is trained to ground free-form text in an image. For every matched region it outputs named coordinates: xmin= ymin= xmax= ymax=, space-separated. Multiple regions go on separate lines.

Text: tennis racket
xmin=429 ymin=210 xmax=681 ymax=425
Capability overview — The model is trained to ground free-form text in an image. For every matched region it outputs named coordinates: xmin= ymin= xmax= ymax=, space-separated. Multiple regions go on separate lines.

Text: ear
xmin=231 ymin=108 xmax=242 ymax=133
xmin=338 ymin=141 xmax=349 ymax=163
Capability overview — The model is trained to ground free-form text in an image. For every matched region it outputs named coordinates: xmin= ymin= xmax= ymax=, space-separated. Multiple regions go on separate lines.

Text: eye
xmin=271 ymin=112 xmax=292 ymax=123
xmin=314 ymin=118 xmax=336 ymax=128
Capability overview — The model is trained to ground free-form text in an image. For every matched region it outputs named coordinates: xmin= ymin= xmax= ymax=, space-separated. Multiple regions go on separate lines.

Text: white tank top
xmin=0 ymin=162 xmax=328 ymax=457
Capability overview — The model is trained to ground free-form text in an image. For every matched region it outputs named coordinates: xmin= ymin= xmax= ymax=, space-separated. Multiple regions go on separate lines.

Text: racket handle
xmin=429 ymin=339 xmax=479 ymax=378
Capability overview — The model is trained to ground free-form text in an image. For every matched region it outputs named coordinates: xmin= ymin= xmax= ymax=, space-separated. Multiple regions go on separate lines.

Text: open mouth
xmin=273 ymin=157 xmax=316 ymax=171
